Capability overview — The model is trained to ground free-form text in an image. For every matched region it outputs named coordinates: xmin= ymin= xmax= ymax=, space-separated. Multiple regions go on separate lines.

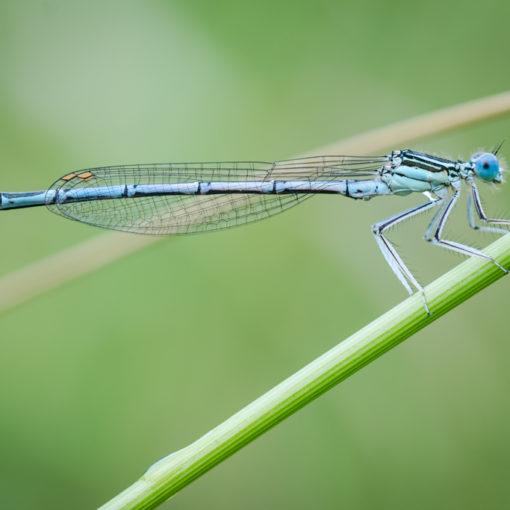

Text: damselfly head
xmin=470 ymin=152 xmax=502 ymax=183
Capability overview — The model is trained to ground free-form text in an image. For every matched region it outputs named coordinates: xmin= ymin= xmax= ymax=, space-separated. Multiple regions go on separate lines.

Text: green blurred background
xmin=1 ymin=1 xmax=510 ymax=508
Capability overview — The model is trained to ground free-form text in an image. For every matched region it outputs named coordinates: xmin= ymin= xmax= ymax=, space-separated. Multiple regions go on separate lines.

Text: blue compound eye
xmin=471 ymin=152 xmax=501 ymax=182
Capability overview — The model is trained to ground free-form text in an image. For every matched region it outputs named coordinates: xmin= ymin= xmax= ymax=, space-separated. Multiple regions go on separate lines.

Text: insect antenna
xmin=491 ymin=140 xmax=505 ymax=155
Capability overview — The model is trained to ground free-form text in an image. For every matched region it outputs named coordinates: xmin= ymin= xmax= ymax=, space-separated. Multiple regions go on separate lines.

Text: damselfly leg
xmin=467 ymin=179 xmax=510 ymax=235
xmin=372 ymin=198 xmax=442 ymax=315
xmin=424 ymin=182 xmax=508 ymax=273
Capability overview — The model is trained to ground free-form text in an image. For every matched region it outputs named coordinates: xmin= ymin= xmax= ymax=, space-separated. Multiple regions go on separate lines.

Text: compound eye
xmin=471 ymin=152 xmax=500 ymax=182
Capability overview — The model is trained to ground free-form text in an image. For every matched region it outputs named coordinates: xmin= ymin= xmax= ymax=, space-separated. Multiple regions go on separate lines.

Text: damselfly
xmin=1 ymin=148 xmax=509 ymax=313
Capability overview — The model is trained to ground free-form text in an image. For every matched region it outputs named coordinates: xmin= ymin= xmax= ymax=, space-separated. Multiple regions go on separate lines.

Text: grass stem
xmin=99 ymin=233 xmax=510 ymax=510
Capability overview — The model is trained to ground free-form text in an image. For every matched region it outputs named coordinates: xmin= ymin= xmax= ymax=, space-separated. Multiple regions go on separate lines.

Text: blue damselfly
xmin=1 ymin=148 xmax=509 ymax=313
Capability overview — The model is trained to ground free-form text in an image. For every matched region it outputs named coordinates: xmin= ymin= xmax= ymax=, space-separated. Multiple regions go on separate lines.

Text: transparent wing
xmin=47 ymin=155 xmax=387 ymax=234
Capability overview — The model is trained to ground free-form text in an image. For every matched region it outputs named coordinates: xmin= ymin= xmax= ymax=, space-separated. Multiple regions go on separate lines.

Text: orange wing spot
xmin=61 ymin=173 xmax=77 ymax=181
xmin=78 ymin=171 xmax=94 ymax=180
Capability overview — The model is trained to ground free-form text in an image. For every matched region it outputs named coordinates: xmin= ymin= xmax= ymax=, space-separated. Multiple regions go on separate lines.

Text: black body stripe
xmin=401 ymin=150 xmax=456 ymax=172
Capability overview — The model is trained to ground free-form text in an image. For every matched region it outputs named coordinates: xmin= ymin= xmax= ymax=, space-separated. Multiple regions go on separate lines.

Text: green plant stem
xmin=99 ymin=233 xmax=510 ymax=510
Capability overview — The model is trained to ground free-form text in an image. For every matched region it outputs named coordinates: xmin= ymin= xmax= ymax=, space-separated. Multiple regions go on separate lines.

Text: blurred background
xmin=1 ymin=1 xmax=510 ymax=508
